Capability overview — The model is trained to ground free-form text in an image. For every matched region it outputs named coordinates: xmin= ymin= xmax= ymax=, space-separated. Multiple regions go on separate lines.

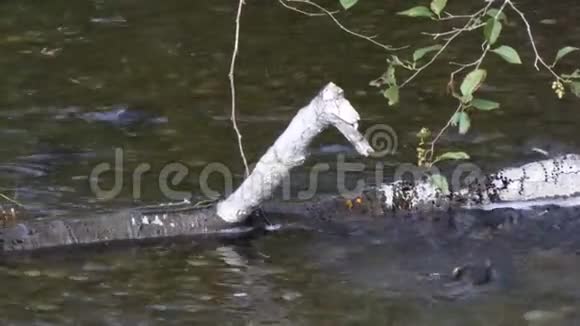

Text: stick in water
xmin=217 ymin=82 xmax=374 ymax=222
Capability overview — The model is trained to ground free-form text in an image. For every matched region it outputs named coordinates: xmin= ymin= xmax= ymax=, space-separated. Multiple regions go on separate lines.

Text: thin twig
xmin=0 ymin=193 xmax=23 ymax=207
xmin=422 ymin=23 xmax=486 ymax=40
xmin=278 ymin=0 xmax=329 ymax=16
xmin=446 ymin=0 xmax=508 ymax=92
xmin=424 ymin=0 xmax=507 ymax=160
xmin=431 ymin=0 xmax=557 ymax=160
xmin=422 ymin=28 xmax=463 ymax=39
xmin=281 ymin=0 xmax=404 ymax=51
xmin=400 ymin=32 xmax=463 ymax=88
xmin=400 ymin=4 xmax=492 ymax=89
xmin=428 ymin=44 xmax=490 ymax=159
xmin=427 ymin=103 xmax=462 ymax=161
xmin=228 ymin=0 xmax=250 ymax=177
xmin=439 ymin=12 xmax=478 ymax=21
xmin=506 ymin=0 xmax=561 ymax=80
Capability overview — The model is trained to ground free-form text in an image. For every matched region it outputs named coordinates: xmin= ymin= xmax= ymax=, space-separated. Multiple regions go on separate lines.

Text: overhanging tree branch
xmin=228 ymin=0 xmax=250 ymax=177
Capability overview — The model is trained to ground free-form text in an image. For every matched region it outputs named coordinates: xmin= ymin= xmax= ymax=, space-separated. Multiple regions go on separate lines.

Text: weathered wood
xmin=467 ymin=154 xmax=580 ymax=209
xmin=2 ymin=79 xmax=580 ymax=253
xmin=217 ymin=82 xmax=373 ymax=222
xmin=375 ymin=154 xmax=580 ymax=212
xmin=0 ymin=203 xmax=262 ymax=252
xmin=1 ymin=82 xmax=373 ymax=253
xmin=3 ymin=153 xmax=580 ymax=253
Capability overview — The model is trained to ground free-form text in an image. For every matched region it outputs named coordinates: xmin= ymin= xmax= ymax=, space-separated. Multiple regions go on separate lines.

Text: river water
xmin=1 ymin=0 xmax=580 ymax=324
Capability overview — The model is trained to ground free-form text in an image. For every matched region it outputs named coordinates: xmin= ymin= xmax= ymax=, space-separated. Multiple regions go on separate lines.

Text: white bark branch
xmin=377 ymin=154 xmax=580 ymax=212
xmin=217 ymin=82 xmax=374 ymax=223
xmin=474 ymin=154 xmax=580 ymax=209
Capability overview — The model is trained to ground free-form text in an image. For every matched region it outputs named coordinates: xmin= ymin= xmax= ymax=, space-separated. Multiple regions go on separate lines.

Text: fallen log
xmin=3 ymin=81 xmax=580 ymax=253
xmin=0 ymin=82 xmax=373 ymax=253
xmin=375 ymin=153 xmax=580 ymax=211
xmin=3 ymin=153 xmax=580 ymax=253
xmin=261 ymin=153 xmax=580 ymax=220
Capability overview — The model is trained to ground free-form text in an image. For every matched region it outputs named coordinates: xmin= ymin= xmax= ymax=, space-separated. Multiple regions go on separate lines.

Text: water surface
xmin=1 ymin=0 xmax=580 ymax=324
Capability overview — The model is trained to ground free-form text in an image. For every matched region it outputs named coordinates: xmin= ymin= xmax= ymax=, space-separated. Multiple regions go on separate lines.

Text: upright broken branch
xmin=217 ymin=82 xmax=374 ymax=222
xmin=0 ymin=83 xmax=374 ymax=252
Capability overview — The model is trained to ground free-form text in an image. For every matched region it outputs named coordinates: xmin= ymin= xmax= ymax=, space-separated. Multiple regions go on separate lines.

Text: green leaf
xmin=389 ymin=55 xmax=405 ymax=66
xmin=460 ymin=93 xmax=474 ymax=104
xmin=458 ymin=112 xmax=471 ymax=134
xmin=430 ymin=0 xmax=447 ymax=16
xmin=486 ymin=9 xmax=508 ymax=23
xmin=491 ymin=45 xmax=522 ymax=64
xmin=484 ymin=18 xmax=502 ymax=45
xmin=552 ymin=46 xmax=579 ymax=67
xmin=368 ymin=76 xmax=384 ymax=88
xmin=339 ymin=0 xmax=358 ymax=10
xmin=460 ymin=69 xmax=487 ymax=97
xmin=397 ymin=6 xmax=434 ymax=18
xmin=450 ymin=112 xmax=461 ymax=127
xmin=386 ymin=65 xmax=397 ymax=86
xmin=540 ymin=19 xmax=557 ymax=25
xmin=413 ymin=44 xmax=443 ymax=62
xmin=383 ymin=86 xmax=400 ymax=106
xmin=433 ymin=151 xmax=470 ymax=164
xmin=569 ymin=81 xmax=580 ymax=98
xmin=562 ymin=69 xmax=580 ymax=79
xmin=428 ymin=174 xmax=450 ymax=195
xmin=471 ymin=98 xmax=500 ymax=111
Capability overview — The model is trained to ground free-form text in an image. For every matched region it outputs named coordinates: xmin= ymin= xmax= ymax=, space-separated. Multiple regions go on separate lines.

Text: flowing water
xmin=1 ymin=0 xmax=580 ymax=324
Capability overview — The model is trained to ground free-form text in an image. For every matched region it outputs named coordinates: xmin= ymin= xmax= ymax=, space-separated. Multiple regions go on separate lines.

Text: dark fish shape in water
xmin=56 ymin=105 xmax=168 ymax=127
xmin=315 ymin=144 xmax=356 ymax=155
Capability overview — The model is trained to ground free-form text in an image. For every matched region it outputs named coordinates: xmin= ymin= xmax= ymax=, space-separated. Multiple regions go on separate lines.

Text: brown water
xmin=1 ymin=0 xmax=580 ymax=324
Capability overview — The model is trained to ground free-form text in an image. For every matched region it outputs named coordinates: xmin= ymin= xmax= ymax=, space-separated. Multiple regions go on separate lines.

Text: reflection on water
xmin=1 ymin=232 xmax=579 ymax=325
xmin=1 ymin=0 xmax=580 ymax=324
